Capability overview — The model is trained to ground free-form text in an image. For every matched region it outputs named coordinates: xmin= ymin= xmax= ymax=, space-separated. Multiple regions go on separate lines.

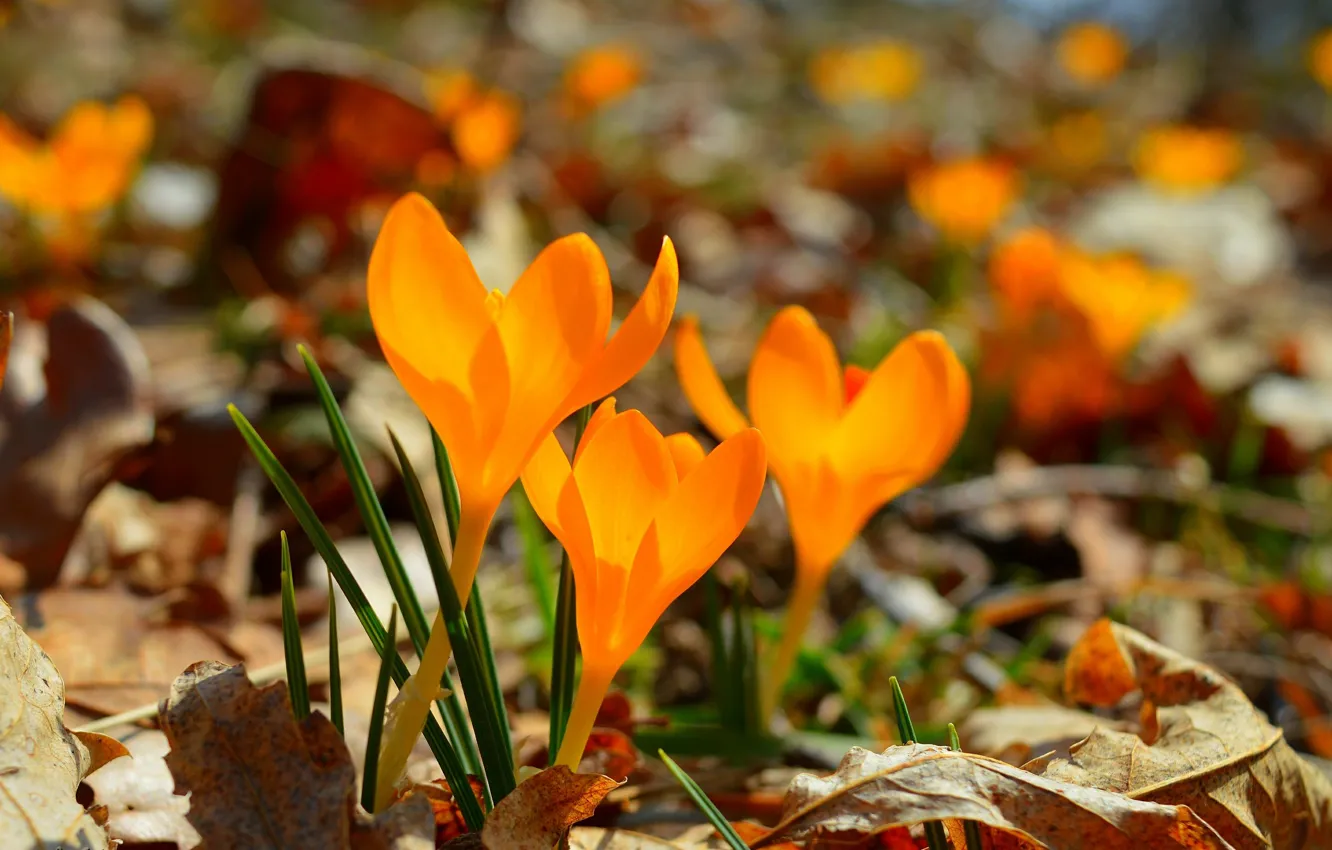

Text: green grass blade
xmin=298 ymin=346 xmax=430 ymax=655
xmin=363 ymin=605 xmax=399 ymax=812
xmin=280 ymin=532 xmax=310 ymax=722
xmin=949 ymin=723 xmax=984 ymax=850
xmin=511 ymin=488 xmax=556 ymax=635
xmin=702 ymin=570 xmax=737 ymax=730
xmin=465 ymin=583 xmax=513 ymax=769
xmin=388 ymin=428 xmax=498 ymax=797
xmin=229 ymin=403 xmax=483 ymax=829
xmin=327 ymin=572 xmax=344 ymax=737
xmin=889 ymin=676 xmax=916 ymax=744
xmin=431 ymin=428 xmax=462 ymax=545
xmin=658 ymin=750 xmax=747 ymax=850
xmin=549 ymin=405 xmax=592 ymax=757
xmin=728 ymin=575 xmax=760 ymax=735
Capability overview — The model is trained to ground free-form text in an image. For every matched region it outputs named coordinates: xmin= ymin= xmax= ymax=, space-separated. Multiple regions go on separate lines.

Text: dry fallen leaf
xmin=81 ymin=728 xmax=201 ymax=849
xmin=567 ymin=826 xmax=685 ymax=848
xmin=753 ymin=744 xmax=1229 ymax=849
xmin=0 ymin=592 xmax=109 ymax=849
xmin=0 ymin=298 xmax=154 ymax=588
xmin=480 ymin=765 xmax=620 ymax=849
xmin=1038 ymin=619 xmax=1332 ymax=849
xmin=959 ymin=703 xmax=1133 ymax=765
xmin=160 ymin=660 xmax=434 ymax=849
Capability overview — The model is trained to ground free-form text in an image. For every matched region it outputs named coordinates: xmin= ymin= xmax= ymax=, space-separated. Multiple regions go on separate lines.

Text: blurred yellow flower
xmin=450 ymin=90 xmax=522 ymax=174
xmin=988 ymin=227 xmax=1064 ymax=321
xmin=908 ymin=157 xmax=1019 ymax=244
xmin=522 ymin=399 xmax=766 ymax=768
xmin=424 ymin=69 xmax=478 ymax=123
xmin=1312 ymin=29 xmax=1332 ymax=91
xmin=0 ymin=96 xmax=152 ymax=215
xmin=1133 ymin=125 xmax=1242 ymax=195
xmin=563 ymin=44 xmax=643 ymax=115
xmin=1057 ymin=251 xmax=1191 ymax=360
xmin=675 ymin=307 xmax=969 ymax=715
xmin=1056 ymin=22 xmax=1128 ymax=85
xmin=809 ymin=41 xmax=922 ymax=104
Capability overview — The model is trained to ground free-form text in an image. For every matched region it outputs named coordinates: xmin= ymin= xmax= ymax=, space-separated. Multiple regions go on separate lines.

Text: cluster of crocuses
xmin=368 ymin=193 xmax=970 ymax=789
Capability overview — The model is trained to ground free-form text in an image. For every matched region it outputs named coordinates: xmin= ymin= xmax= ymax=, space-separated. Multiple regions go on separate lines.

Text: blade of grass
xmin=298 ymin=348 xmax=480 ymax=776
xmin=511 ymin=488 xmax=556 ymax=636
xmin=949 ymin=723 xmax=984 ymax=850
xmin=391 ymin=428 xmax=513 ymax=803
xmin=431 ymin=428 xmax=462 ymax=545
xmin=549 ymin=404 xmax=592 ymax=757
xmin=701 ymin=570 xmax=737 ymax=730
xmin=730 ymin=575 xmax=760 ymax=735
xmin=327 ymin=572 xmax=344 ymax=737
xmin=466 ymin=583 xmax=513 ymax=767
xmin=229 ymin=403 xmax=483 ymax=829
xmin=658 ymin=750 xmax=747 ymax=850
xmin=891 ymin=678 xmax=946 ymax=850
xmin=363 ymin=605 xmax=399 ymax=813
xmin=279 ymin=532 xmax=310 ymax=722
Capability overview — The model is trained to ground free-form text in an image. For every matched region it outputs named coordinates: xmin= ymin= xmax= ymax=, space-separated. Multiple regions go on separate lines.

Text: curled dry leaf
xmin=160 ymin=660 xmax=434 ymax=849
xmin=81 ymin=729 xmax=200 ymax=849
xmin=753 ymin=744 xmax=1229 ymax=849
xmin=480 ymin=765 xmax=620 ymax=850
xmin=1037 ymin=619 xmax=1332 ymax=849
xmin=0 ymin=593 xmax=109 ymax=849
xmin=0 ymin=298 xmax=154 ymax=589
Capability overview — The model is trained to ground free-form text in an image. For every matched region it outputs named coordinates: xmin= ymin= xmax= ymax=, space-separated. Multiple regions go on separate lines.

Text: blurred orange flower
xmin=369 ymin=192 xmax=678 ymax=797
xmin=423 ymin=70 xmax=522 ymax=174
xmin=988 ymin=227 xmax=1064 ymax=321
xmin=809 ymin=41 xmax=922 ymax=104
xmin=1056 ymin=22 xmax=1128 ymax=86
xmin=522 ymin=399 xmax=766 ymax=767
xmin=425 ymin=69 xmax=477 ymax=123
xmin=1133 ymin=125 xmax=1242 ymax=195
xmin=675 ymin=307 xmax=969 ymax=712
xmin=563 ymin=44 xmax=643 ymax=115
xmin=1311 ymin=30 xmax=1332 ymax=92
xmin=1057 ymin=251 xmax=1191 ymax=361
xmin=908 ymin=157 xmax=1019 ymax=244
xmin=0 ymin=96 xmax=152 ymax=215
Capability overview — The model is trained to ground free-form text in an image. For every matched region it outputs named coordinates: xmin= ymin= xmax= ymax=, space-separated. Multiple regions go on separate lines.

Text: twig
xmin=219 ymin=460 xmax=265 ymax=618
xmin=898 ymin=464 xmax=1320 ymax=536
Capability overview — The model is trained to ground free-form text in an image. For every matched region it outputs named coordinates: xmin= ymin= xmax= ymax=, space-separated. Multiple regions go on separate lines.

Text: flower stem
xmin=553 ymin=665 xmax=614 ymax=770
xmin=375 ymin=504 xmax=493 ymax=810
xmin=760 ymin=565 xmax=825 ymax=723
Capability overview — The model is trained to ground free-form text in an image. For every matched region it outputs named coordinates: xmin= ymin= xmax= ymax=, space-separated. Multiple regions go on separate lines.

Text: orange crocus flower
xmin=521 ymin=399 xmax=767 ymax=767
xmin=675 ymin=307 xmax=969 ymax=714
xmin=562 ymin=44 xmax=643 ymax=116
xmin=908 ymin=157 xmax=1019 ymax=245
xmin=1133 ymin=125 xmax=1241 ymax=195
xmin=1057 ymin=250 xmax=1191 ymax=360
xmin=0 ymin=96 xmax=152 ymax=215
xmin=1312 ymin=30 xmax=1332 ymax=92
xmin=1056 ymin=22 xmax=1128 ymax=86
xmin=988 ymin=226 xmax=1064 ymax=322
xmin=369 ymin=192 xmax=678 ymax=802
xmin=809 ymin=41 xmax=922 ymax=105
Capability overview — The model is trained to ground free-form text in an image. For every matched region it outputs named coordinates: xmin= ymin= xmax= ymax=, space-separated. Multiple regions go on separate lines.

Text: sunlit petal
xmin=520 ymin=432 xmax=596 ymax=591
xmin=574 ymin=397 xmax=618 ymax=466
xmin=566 ymin=237 xmax=679 ymax=414
xmin=748 ymin=306 xmax=842 ymax=473
xmin=665 ymin=433 xmax=705 ymax=480
xmin=674 ymin=317 xmax=750 ymax=442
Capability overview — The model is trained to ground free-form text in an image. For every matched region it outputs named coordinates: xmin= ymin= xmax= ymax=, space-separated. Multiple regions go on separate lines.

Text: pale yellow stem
xmin=760 ymin=565 xmax=827 ymax=723
xmin=553 ymin=665 xmax=615 ymax=770
xmin=374 ymin=504 xmax=493 ymax=811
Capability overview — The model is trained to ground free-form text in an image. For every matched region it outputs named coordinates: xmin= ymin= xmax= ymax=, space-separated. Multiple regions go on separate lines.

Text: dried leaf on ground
xmin=567 ymin=826 xmax=684 ymax=848
xmin=0 ymin=593 xmax=109 ymax=849
xmin=81 ymin=729 xmax=200 ymax=849
xmin=160 ymin=660 xmax=434 ymax=849
xmin=480 ymin=765 xmax=620 ymax=849
xmin=959 ymin=703 xmax=1133 ymax=765
xmin=753 ymin=744 xmax=1229 ymax=849
xmin=0 ymin=298 xmax=154 ymax=589
xmin=1037 ymin=619 xmax=1332 ymax=849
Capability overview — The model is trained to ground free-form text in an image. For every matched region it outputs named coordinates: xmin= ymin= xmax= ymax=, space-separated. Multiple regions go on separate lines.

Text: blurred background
xmin=13 ymin=0 xmax=1332 ymax=801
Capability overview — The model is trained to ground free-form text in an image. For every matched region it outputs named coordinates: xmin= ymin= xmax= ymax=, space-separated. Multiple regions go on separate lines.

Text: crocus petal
xmin=665 ymin=433 xmax=705 ymax=480
xmin=608 ymin=428 xmax=767 ymax=665
xmin=565 ymin=237 xmax=680 ymax=414
xmin=747 ymin=306 xmax=843 ymax=473
xmin=368 ymin=193 xmax=491 ymax=388
xmin=574 ymin=397 xmax=619 ymax=466
xmin=829 ymin=330 xmax=964 ymax=489
xmin=922 ymin=340 xmax=971 ymax=475
xmin=520 ymin=432 xmax=596 ymax=578
xmin=487 ymin=233 xmax=612 ymax=489
xmin=572 ymin=410 xmax=677 ymax=573
xmin=673 ymin=316 xmax=750 ymax=441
